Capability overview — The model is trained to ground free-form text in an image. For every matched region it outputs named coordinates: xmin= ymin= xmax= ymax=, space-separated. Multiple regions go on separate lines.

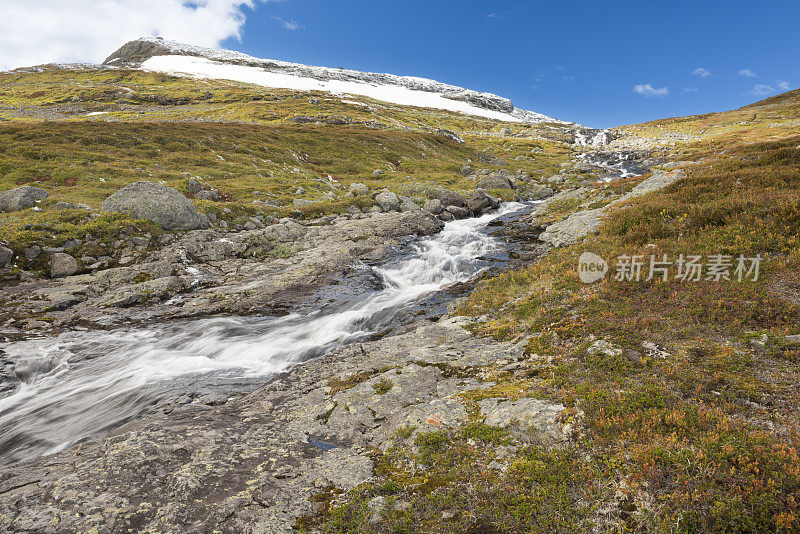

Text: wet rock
xmin=50 ymin=253 xmax=78 ymax=278
xmin=467 ymin=190 xmax=500 ymax=215
xmin=101 ymin=181 xmax=210 ymax=230
xmin=0 ymin=186 xmax=49 ymax=213
xmin=375 ymin=191 xmax=400 ymax=212
xmin=446 ymin=206 xmax=470 ymax=219
xmin=427 ymin=188 xmax=467 ymax=209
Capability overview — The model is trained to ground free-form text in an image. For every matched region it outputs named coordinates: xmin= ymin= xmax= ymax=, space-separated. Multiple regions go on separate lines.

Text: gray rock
xmin=375 ymin=191 xmax=400 ymax=212
xmin=460 ymin=164 xmax=474 ymax=177
xmin=538 ymin=208 xmax=604 ymax=248
xmin=526 ymin=184 xmax=555 ymax=200
xmin=476 ymin=152 xmax=508 ymax=167
xmin=427 ymin=188 xmax=467 ymax=209
xmin=0 ymin=186 xmax=49 ymax=213
xmin=24 ymin=246 xmax=41 ymax=260
xmin=186 ymin=178 xmax=204 ymax=196
xmin=478 ymin=397 xmax=565 ymax=441
xmin=348 ymin=183 xmax=370 ymax=196
xmin=477 ymin=171 xmax=514 ymax=190
xmin=372 ymin=169 xmax=384 ymax=178
xmin=194 ymin=190 xmax=219 ymax=202
xmin=0 ymin=246 xmax=13 ymax=268
xmin=436 ymin=129 xmax=465 ymax=144
xmin=467 ymin=190 xmax=499 ymax=215
xmin=423 ymin=199 xmax=443 ymax=215
xmin=50 ymin=253 xmax=78 ymax=278
xmin=397 ymin=195 xmax=423 ymax=213
xmin=446 ymin=206 xmax=470 ymax=219
xmin=55 ymin=201 xmax=92 ymax=211
xmin=101 ymin=181 xmax=210 ymax=230
xmin=293 ymin=198 xmax=316 ymax=208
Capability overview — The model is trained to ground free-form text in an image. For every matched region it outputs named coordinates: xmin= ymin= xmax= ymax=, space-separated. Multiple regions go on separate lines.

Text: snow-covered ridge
xmin=104 ymin=37 xmax=563 ymax=124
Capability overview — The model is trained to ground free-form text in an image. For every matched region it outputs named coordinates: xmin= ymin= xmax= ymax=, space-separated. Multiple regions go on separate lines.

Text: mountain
xmin=103 ymin=37 xmax=562 ymax=124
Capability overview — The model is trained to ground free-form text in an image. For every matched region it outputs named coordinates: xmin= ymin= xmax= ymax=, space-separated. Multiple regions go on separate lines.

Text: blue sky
xmin=221 ymin=0 xmax=800 ymax=128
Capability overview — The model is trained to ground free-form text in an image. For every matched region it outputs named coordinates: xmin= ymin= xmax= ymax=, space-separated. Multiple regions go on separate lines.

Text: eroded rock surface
xmin=0 ymin=317 xmax=567 ymax=533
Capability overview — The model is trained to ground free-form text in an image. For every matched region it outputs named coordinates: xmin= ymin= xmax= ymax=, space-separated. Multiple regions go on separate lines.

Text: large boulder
xmin=0 ymin=186 xmax=49 ymax=213
xmin=477 ymin=171 xmax=514 ymax=190
xmin=101 ymin=181 xmax=210 ymax=230
xmin=50 ymin=253 xmax=78 ymax=278
xmin=427 ymin=188 xmax=467 ymax=209
xmin=375 ymin=191 xmax=400 ymax=212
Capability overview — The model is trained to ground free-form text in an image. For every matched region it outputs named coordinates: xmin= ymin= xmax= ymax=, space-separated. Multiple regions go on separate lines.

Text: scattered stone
xmin=436 ymin=129 xmax=465 ymax=144
xmin=55 ymin=201 xmax=92 ymax=211
xmin=460 ymin=164 xmax=474 ymax=177
xmin=293 ymin=198 xmax=316 ymax=208
xmin=101 ymin=181 xmax=210 ymax=230
xmin=372 ymin=169 xmax=384 ymax=178
xmin=195 ymin=190 xmax=220 ymax=201
xmin=0 ymin=186 xmax=49 ymax=213
xmin=476 ymin=152 xmax=508 ymax=167
xmin=50 ymin=253 xmax=78 ymax=278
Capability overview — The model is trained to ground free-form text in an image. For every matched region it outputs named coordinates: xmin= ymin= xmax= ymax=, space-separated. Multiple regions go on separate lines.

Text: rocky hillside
xmin=1 ymin=40 xmax=800 ymax=534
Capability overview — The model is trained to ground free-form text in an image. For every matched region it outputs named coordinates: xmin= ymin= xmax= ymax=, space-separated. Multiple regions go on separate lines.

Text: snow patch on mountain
xmin=108 ymin=37 xmax=561 ymax=124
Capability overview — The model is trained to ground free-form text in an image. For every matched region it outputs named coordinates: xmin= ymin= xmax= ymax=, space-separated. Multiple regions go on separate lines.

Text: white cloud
xmin=485 ymin=13 xmax=502 ymax=20
xmin=738 ymin=68 xmax=756 ymax=78
xmin=692 ymin=67 xmax=711 ymax=78
xmin=271 ymin=16 xmax=303 ymax=31
xmin=683 ymin=87 xmax=698 ymax=94
xmin=750 ymin=81 xmax=793 ymax=96
xmin=0 ymin=0 xmax=271 ymax=70
xmin=633 ymin=84 xmax=669 ymax=98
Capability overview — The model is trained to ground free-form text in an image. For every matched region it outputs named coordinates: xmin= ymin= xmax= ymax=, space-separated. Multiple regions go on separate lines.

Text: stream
xmin=0 ymin=202 xmax=528 ymax=466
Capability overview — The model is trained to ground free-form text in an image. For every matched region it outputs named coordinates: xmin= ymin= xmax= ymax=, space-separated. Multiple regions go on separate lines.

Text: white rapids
xmin=0 ymin=203 xmax=523 ymax=466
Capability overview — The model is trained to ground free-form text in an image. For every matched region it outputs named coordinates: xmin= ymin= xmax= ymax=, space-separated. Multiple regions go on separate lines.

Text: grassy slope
xmin=314 ymin=99 xmax=800 ymax=532
xmin=0 ymin=66 xmax=572 ymax=264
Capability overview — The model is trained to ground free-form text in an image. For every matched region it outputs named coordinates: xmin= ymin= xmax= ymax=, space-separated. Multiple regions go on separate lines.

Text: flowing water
xmin=0 ymin=203 xmax=525 ymax=466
